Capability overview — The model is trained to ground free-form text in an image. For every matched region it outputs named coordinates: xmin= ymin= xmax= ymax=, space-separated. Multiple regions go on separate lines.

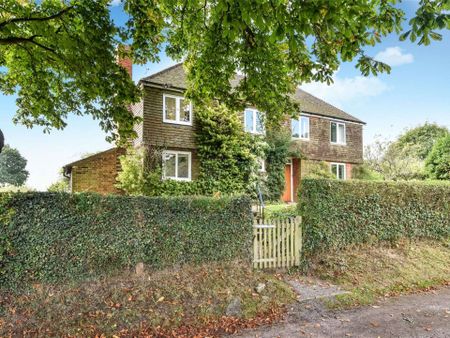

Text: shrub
xmin=303 ymin=161 xmax=335 ymax=179
xmin=426 ymin=134 xmax=450 ymax=180
xmin=0 ymin=193 xmax=252 ymax=289
xmin=299 ymin=179 xmax=450 ymax=258
xmin=351 ymin=163 xmax=382 ymax=180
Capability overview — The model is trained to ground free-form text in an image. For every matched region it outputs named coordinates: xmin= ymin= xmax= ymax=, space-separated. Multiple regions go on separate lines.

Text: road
xmin=235 ymin=287 xmax=450 ymax=338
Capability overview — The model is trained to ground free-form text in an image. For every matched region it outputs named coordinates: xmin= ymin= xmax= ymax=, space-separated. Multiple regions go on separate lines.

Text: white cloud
xmin=374 ymin=47 xmax=414 ymax=66
xmin=301 ymin=72 xmax=389 ymax=108
xmin=109 ymin=0 xmax=121 ymax=6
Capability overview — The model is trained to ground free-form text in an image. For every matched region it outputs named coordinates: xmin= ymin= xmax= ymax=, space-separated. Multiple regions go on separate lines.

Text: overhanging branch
xmin=0 ymin=6 xmax=73 ymax=29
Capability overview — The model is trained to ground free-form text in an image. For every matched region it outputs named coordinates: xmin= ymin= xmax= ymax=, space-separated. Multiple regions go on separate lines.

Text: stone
xmin=255 ymin=283 xmax=266 ymax=293
xmin=135 ymin=262 xmax=145 ymax=276
xmin=226 ymin=297 xmax=242 ymax=317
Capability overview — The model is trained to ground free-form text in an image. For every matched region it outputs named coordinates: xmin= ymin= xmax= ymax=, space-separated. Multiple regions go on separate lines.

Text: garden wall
xmin=299 ymin=179 xmax=450 ymax=257
xmin=0 ymin=193 xmax=252 ymax=289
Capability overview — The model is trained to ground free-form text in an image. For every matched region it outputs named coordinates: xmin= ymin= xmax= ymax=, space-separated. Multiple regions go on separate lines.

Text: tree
xmin=0 ymin=145 xmax=29 ymax=186
xmin=391 ymin=123 xmax=449 ymax=160
xmin=47 ymin=172 xmax=69 ymax=192
xmin=1 ymin=1 xmax=449 ymax=139
xmin=0 ymin=129 xmax=4 ymax=153
xmin=426 ymin=134 xmax=450 ymax=180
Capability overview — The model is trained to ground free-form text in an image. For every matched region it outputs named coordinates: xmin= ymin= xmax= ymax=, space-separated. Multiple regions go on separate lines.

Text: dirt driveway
xmin=235 ymin=287 xmax=450 ymax=338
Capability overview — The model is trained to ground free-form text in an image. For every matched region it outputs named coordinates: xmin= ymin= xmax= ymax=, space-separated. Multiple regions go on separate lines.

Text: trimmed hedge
xmin=299 ymin=179 xmax=450 ymax=256
xmin=0 ymin=193 xmax=252 ymax=289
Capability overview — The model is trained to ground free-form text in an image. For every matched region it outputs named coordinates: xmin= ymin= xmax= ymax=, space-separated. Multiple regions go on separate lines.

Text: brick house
xmin=64 ymin=63 xmax=365 ymax=201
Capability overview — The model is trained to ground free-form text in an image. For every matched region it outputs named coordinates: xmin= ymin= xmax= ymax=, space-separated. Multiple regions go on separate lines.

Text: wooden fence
xmin=253 ymin=216 xmax=302 ymax=269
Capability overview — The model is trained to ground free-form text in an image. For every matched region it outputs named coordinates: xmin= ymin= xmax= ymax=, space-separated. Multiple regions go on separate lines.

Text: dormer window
xmin=163 ymin=94 xmax=192 ymax=125
xmin=244 ymin=108 xmax=264 ymax=134
xmin=292 ymin=115 xmax=310 ymax=140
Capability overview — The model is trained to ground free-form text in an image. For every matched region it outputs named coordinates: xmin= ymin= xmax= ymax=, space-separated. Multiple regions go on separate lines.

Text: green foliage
xmin=426 ymin=134 xmax=450 ymax=180
xmin=299 ymin=179 xmax=450 ymax=258
xmin=117 ymin=104 xmax=265 ymax=197
xmin=2 ymin=1 xmax=448 ymax=139
xmin=304 ymin=161 xmax=335 ymax=179
xmin=47 ymin=174 xmax=69 ymax=192
xmin=392 ymin=123 xmax=449 ymax=160
xmin=351 ymin=164 xmax=383 ymax=181
xmin=0 ymin=145 xmax=29 ymax=186
xmin=264 ymin=130 xmax=291 ymax=201
xmin=0 ymin=192 xmax=252 ymax=289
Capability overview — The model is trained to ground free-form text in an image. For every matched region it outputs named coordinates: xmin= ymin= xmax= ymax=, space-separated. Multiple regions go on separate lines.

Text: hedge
xmin=299 ymin=179 xmax=450 ymax=257
xmin=0 ymin=193 xmax=252 ymax=289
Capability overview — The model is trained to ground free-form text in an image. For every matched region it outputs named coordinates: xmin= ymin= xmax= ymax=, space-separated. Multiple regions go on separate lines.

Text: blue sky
xmin=1 ymin=2 xmax=449 ymax=190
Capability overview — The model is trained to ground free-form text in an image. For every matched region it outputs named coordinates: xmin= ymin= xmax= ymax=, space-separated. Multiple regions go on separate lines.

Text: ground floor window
xmin=331 ymin=162 xmax=346 ymax=180
xmin=162 ymin=150 xmax=192 ymax=181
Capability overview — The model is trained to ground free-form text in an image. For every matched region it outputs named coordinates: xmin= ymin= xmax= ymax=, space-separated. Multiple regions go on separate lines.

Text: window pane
xmin=163 ymin=153 xmax=176 ymax=177
xmin=258 ymin=158 xmax=265 ymax=172
xmin=338 ymin=164 xmax=345 ymax=179
xmin=338 ymin=124 xmax=345 ymax=143
xmin=331 ymin=164 xmax=337 ymax=177
xmin=330 ymin=122 xmax=337 ymax=142
xmin=180 ymin=98 xmax=191 ymax=123
xmin=301 ymin=116 xmax=309 ymax=138
xmin=291 ymin=118 xmax=299 ymax=138
xmin=255 ymin=111 xmax=264 ymax=133
xmin=244 ymin=109 xmax=254 ymax=132
xmin=164 ymin=97 xmax=176 ymax=120
xmin=177 ymin=154 xmax=189 ymax=178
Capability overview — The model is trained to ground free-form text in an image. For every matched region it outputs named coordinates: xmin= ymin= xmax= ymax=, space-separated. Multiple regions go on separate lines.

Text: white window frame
xmin=258 ymin=158 xmax=266 ymax=173
xmin=163 ymin=94 xmax=192 ymax=126
xmin=330 ymin=162 xmax=346 ymax=180
xmin=292 ymin=115 xmax=310 ymax=140
xmin=244 ymin=108 xmax=265 ymax=135
xmin=330 ymin=121 xmax=346 ymax=145
xmin=162 ymin=150 xmax=192 ymax=181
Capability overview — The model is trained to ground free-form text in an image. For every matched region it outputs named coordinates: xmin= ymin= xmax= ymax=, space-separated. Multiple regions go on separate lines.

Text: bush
xmin=351 ymin=163 xmax=383 ymax=180
xmin=0 ymin=192 xmax=252 ymax=289
xmin=426 ymin=134 xmax=450 ymax=180
xmin=299 ymin=179 xmax=450 ymax=258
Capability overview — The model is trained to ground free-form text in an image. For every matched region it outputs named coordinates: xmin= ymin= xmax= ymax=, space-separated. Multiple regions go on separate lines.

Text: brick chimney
xmin=117 ymin=45 xmax=132 ymax=78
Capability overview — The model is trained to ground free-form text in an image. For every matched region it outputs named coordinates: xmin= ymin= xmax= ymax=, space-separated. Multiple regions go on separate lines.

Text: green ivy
xmin=0 ymin=193 xmax=252 ymax=290
xmin=299 ymin=179 xmax=450 ymax=259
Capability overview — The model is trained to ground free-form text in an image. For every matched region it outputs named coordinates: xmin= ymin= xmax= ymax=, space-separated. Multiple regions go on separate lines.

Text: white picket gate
xmin=253 ymin=216 xmax=302 ymax=269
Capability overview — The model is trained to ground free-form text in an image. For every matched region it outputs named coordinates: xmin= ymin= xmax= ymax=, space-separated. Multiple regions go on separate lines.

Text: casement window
xmin=244 ymin=108 xmax=264 ymax=134
xmin=331 ymin=163 xmax=346 ymax=180
xmin=330 ymin=121 xmax=346 ymax=144
xmin=292 ymin=115 xmax=310 ymax=140
xmin=162 ymin=150 xmax=192 ymax=181
xmin=163 ymin=94 xmax=192 ymax=125
xmin=258 ymin=158 xmax=266 ymax=172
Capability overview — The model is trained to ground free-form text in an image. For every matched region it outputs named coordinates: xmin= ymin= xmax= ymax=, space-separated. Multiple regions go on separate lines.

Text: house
xmin=64 ymin=63 xmax=364 ymax=202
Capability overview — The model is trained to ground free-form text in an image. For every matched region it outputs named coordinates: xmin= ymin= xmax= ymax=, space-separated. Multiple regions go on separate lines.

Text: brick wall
xmin=69 ymin=148 xmax=125 ymax=194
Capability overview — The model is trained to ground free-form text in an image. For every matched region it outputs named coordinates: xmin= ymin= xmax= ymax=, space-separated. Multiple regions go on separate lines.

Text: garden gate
xmin=253 ymin=216 xmax=302 ymax=269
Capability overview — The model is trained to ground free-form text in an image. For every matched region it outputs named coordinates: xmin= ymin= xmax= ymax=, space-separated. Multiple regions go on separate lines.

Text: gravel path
xmin=235 ymin=287 xmax=450 ymax=338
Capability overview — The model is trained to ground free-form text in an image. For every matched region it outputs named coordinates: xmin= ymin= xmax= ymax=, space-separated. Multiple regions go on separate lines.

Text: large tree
xmin=426 ymin=134 xmax=450 ymax=180
xmin=1 ymin=0 xmax=449 ymax=141
xmin=0 ymin=145 xmax=29 ymax=186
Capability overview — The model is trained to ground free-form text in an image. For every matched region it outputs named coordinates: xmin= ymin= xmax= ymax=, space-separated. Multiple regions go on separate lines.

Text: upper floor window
xmin=292 ymin=116 xmax=310 ymax=140
xmin=330 ymin=121 xmax=346 ymax=145
xmin=331 ymin=163 xmax=346 ymax=180
xmin=163 ymin=94 xmax=192 ymax=125
xmin=162 ymin=150 xmax=192 ymax=181
xmin=244 ymin=108 xmax=264 ymax=134
xmin=258 ymin=158 xmax=266 ymax=172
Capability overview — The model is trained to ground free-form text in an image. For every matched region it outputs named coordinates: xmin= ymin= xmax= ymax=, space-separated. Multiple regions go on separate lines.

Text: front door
xmin=282 ymin=159 xmax=293 ymax=202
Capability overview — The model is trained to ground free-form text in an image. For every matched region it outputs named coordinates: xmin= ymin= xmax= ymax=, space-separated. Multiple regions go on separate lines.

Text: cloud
xmin=374 ymin=47 xmax=414 ymax=66
xmin=109 ymin=0 xmax=121 ymax=6
xmin=301 ymin=72 xmax=389 ymax=108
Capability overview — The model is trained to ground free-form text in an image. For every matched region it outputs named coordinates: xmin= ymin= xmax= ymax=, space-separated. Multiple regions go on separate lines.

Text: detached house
xmin=64 ymin=63 xmax=364 ymax=202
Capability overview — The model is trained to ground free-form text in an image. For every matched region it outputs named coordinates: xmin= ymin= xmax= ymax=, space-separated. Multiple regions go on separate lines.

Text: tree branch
xmin=0 ymin=35 xmax=57 ymax=54
xmin=0 ymin=6 xmax=73 ymax=29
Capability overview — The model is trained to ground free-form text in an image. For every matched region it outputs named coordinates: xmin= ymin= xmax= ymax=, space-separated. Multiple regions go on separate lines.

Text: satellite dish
xmin=0 ymin=129 xmax=4 ymax=153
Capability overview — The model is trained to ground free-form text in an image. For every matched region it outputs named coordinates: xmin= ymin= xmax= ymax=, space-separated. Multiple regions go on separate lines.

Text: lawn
xmin=301 ymin=239 xmax=450 ymax=309
xmin=0 ymin=261 xmax=295 ymax=337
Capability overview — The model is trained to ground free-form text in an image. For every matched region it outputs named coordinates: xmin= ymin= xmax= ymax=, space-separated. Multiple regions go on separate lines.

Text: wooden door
xmin=282 ymin=161 xmax=292 ymax=202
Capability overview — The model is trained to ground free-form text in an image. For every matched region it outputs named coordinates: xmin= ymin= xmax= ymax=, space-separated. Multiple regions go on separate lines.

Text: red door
xmin=282 ymin=161 xmax=292 ymax=202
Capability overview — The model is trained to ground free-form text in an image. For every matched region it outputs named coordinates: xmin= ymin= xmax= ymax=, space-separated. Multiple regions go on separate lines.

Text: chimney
xmin=117 ymin=45 xmax=132 ymax=79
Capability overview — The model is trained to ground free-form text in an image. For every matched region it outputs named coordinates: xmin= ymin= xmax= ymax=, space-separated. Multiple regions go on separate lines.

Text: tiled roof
xmin=140 ymin=63 xmax=365 ymax=124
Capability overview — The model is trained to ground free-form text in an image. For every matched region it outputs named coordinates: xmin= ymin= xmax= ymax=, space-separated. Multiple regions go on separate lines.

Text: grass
xmin=0 ymin=261 xmax=295 ymax=337
xmin=302 ymin=239 xmax=450 ymax=309
xmin=264 ymin=203 xmax=298 ymax=219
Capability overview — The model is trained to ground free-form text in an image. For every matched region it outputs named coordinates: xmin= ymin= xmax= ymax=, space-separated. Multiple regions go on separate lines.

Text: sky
xmin=1 ymin=2 xmax=449 ymax=190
